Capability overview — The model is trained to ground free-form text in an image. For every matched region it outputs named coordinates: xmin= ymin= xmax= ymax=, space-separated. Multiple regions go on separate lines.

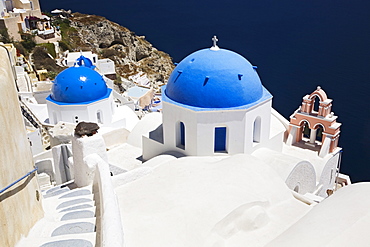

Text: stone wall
xmin=0 ymin=46 xmax=43 ymax=246
xmin=2 ymin=17 xmax=22 ymax=41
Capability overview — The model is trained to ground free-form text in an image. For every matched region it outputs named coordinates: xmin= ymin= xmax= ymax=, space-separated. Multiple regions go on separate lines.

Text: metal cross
xmin=212 ymin=36 xmax=218 ymax=47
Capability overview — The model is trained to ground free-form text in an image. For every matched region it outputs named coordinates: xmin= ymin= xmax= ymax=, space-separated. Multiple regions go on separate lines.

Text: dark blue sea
xmin=40 ymin=0 xmax=370 ymax=182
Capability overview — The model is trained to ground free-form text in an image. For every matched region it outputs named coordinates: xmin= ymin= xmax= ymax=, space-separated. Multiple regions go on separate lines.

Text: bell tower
xmin=286 ymin=86 xmax=341 ymax=157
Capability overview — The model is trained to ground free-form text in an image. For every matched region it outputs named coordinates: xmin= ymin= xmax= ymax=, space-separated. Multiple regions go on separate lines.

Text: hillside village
xmin=0 ymin=4 xmax=175 ymax=91
xmin=2 ymin=0 xmax=370 ymax=247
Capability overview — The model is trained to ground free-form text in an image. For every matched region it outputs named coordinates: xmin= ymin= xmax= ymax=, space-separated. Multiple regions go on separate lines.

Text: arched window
xmin=253 ymin=117 xmax=261 ymax=143
xmin=176 ymin=122 xmax=185 ymax=149
xmin=97 ymin=110 xmax=103 ymax=124
xmin=214 ymin=127 xmax=227 ymax=153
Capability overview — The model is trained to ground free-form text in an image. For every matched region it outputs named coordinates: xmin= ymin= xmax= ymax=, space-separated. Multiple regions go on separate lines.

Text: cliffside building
xmin=0 ymin=0 xmax=56 ymax=41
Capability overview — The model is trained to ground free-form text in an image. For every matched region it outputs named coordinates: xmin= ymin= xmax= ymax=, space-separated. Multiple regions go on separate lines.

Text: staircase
xmin=18 ymin=183 xmax=97 ymax=247
xmin=19 ymin=100 xmax=51 ymax=149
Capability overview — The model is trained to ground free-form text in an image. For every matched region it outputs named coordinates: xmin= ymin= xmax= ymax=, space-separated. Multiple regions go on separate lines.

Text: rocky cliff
xmin=68 ymin=13 xmax=175 ymax=91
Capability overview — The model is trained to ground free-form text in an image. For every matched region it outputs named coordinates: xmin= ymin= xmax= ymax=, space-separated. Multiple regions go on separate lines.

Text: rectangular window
xmin=214 ymin=127 xmax=227 ymax=152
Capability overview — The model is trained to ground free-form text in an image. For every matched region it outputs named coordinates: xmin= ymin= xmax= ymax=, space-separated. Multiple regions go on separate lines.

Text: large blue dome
xmin=165 ymin=48 xmax=263 ymax=108
xmin=50 ymin=66 xmax=108 ymax=103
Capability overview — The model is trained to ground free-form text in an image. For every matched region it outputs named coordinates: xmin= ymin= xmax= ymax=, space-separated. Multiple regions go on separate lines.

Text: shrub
xmin=58 ymin=40 xmax=72 ymax=52
xmin=0 ymin=28 xmax=11 ymax=43
xmin=13 ymin=42 xmax=26 ymax=56
xmin=46 ymin=71 xmax=58 ymax=80
xmin=33 ymin=46 xmax=58 ymax=72
xmin=37 ymin=43 xmax=56 ymax=58
xmin=20 ymin=34 xmax=36 ymax=52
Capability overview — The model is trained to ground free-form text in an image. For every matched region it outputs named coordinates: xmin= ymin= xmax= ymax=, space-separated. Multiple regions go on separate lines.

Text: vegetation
xmin=52 ymin=18 xmax=84 ymax=51
xmin=58 ymin=40 xmax=72 ymax=52
xmin=13 ymin=42 xmax=26 ymax=56
xmin=32 ymin=46 xmax=62 ymax=78
xmin=0 ymin=28 xmax=11 ymax=43
xmin=46 ymin=71 xmax=59 ymax=80
xmin=114 ymin=75 xmax=122 ymax=85
xmin=20 ymin=33 xmax=36 ymax=53
xmin=37 ymin=43 xmax=56 ymax=58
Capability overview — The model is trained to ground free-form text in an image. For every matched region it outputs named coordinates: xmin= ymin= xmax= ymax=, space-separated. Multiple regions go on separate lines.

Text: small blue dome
xmin=165 ymin=48 xmax=263 ymax=108
xmin=75 ymin=55 xmax=95 ymax=69
xmin=50 ymin=66 xmax=108 ymax=103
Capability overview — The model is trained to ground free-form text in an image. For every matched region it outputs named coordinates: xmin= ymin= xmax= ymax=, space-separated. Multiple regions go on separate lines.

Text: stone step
xmin=55 ymin=197 xmax=95 ymax=211
xmin=25 ymin=217 xmax=97 ymax=239
xmin=44 ymin=194 xmax=95 ymax=217
xmin=43 ymin=186 xmax=71 ymax=198
xmin=42 ymin=185 xmax=94 ymax=213
xmin=57 ymin=201 xmax=95 ymax=214
xmin=20 ymin=232 xmax=96 ymax=247
xmin=17 ymin=184 xmax=98 ymax=247
xmin=55 ymin=207 xmax=96 ymax=221
xmin=41 ymin=181 xmax=75 ymax=196
xmin=43 ymin=184 xmax=93 ymax=198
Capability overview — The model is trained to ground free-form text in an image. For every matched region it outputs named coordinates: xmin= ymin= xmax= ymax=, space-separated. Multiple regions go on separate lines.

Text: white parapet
xmin=87 ymin=153 xmax=125 ymax=247
xmin=72 ymin=134 xmax=108 ymax=187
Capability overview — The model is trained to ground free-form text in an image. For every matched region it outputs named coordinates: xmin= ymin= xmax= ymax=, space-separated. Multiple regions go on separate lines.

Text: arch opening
xmin=176 ymin=122 xmax=185 ymax=150
xmin=97 ymin=110 xmax=103 ymax=124
xmin=302 ymin=121 xmax=310 ymax=139
xmin=253 ymin=116 xmax=261 ymax=143
xmin=313 ymin=96 xmax=320 ymax=113
xmin=293 ymin=185 xmax=299 ymax=193
xmin=315 ymin=124 xmax=324 ymax=142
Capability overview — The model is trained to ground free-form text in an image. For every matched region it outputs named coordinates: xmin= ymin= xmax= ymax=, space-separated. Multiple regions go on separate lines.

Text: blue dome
xmin=75 ymin=55 xmax=95 ymax=69
xmin=50 ymin=66 xmax=108 ymax=103
xmin=165 ymin=48 xmax=263 ymax=108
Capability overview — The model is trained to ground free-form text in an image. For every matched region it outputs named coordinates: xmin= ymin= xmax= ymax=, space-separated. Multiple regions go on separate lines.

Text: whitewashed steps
xmin=17 ymin=184 xmax=97 ymax=247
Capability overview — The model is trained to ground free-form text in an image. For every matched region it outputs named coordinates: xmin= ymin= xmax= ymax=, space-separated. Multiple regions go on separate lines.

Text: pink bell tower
xmin=286 ymin=86 xmax=341 ymax=157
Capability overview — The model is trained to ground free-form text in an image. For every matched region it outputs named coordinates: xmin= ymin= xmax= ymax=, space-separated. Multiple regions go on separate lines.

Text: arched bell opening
xmin=315 ymin=124 xmax=324 ymax=143
xmin=301 ymin=121 xmax=310 ymax=139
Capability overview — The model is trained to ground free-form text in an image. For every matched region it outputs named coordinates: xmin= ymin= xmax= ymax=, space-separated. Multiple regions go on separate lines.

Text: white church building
xmin=46 ymin=65 xmax=114 ymax=125
xmin=143 ymin=39 xmax=345 ymax=198
xmin=143 ymin=43 xmax=278 ymax=158
xmin=45 ymin=55 xmax=137 ymax=131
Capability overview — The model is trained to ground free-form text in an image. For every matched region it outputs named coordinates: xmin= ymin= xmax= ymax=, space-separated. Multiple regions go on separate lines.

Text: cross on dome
xmin=210 ymin=35 xmax=220 ymax=51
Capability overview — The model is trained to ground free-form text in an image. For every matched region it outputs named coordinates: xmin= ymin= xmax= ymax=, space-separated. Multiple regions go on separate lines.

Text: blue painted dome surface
xmin=165 ymin=48 xmax=263 ymax=108
xmin=50 ymin=66 xmax=108 ymax=103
